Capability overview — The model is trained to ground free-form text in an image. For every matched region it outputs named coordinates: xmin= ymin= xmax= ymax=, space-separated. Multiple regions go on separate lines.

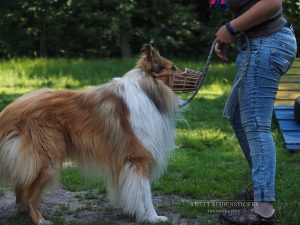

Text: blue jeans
xmin=228 ymin=27 xmax=297 ymax=202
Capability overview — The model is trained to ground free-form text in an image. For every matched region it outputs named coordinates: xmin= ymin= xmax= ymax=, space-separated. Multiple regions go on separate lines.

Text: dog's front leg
xmin=140 ymin=179 xmax=168 ymax=223
xmin=118 ymin=163 xmax=168 ymax=223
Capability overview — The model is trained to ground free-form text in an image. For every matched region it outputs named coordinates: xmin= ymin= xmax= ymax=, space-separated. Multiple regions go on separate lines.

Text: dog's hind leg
xmin=118 ymin=162 xmax=168 ymax=223
xmin=23 ymin=165 xmax=56 ymax=225
xmin=15 ymin=184 xmax=28 ymax=213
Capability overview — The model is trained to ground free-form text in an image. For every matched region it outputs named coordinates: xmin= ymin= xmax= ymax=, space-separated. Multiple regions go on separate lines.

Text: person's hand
xmin=216 ymin=25 xmax=235 ymax=44
xmin=215 ymin=42 xmax=229 ymax=61
xmin=215 ymin=25 xmax=235 ymax=61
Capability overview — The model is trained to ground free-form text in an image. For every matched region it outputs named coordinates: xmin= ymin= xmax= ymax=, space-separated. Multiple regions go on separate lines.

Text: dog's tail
xmin=0 ymin=135 xmax=42 ymax=186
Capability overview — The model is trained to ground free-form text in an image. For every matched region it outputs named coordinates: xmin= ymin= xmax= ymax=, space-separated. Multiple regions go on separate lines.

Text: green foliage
xmin=283 ymin=0 xmax=300 ymax=53
xmin=283 ymin=0 xmax=300 ymax=31
xmin=0 ymin=0 xmax=221 ymax=58
xmin=0 ymin=1 xmax=299 ymax=58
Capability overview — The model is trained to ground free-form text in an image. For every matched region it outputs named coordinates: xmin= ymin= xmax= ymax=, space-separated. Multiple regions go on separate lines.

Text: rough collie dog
xmin=0 ymin=44 xmax=182 ymax=224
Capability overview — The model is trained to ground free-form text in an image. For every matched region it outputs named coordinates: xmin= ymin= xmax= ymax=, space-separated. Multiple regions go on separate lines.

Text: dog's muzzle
xmin=152 ymin=68 xmax=204 ymax=93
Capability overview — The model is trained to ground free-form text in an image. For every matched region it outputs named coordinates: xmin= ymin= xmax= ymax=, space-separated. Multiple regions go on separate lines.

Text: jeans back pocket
xmin=270 ymin=50 xmax=295 ymax=78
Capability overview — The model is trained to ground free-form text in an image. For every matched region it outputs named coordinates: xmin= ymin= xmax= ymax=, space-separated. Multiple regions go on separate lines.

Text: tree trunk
xmin=40 ymin=21 xmax=46 ymax=57
xmin=120 ymin=28 xmax=131 ymax=59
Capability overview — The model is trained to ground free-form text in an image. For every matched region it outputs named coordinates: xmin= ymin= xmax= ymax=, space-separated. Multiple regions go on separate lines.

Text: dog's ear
xmin=140 ymin=44 xmax=163 ymax=73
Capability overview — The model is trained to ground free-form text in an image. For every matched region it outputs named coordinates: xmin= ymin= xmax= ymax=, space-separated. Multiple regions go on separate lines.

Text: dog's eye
xmin=171 ymin=65 xmax=177 ymax=71
xmin=154 ymin=63 xmax=164 ymax=73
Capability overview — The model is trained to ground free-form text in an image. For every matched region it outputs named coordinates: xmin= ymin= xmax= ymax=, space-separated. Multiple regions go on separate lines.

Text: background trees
xmin=0 ymin=0 xmax=299 ymax=58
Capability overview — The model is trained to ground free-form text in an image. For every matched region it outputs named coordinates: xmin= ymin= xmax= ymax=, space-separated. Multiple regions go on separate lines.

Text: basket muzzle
xmin=152 ymin=68 xmax=204 ymax=93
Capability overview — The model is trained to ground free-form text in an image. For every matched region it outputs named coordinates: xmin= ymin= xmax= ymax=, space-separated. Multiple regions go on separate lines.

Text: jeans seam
xmin=258 ymin=127 xmax=266 ymax=201
xmin=244 ymin=57 xmax=258 ymax=128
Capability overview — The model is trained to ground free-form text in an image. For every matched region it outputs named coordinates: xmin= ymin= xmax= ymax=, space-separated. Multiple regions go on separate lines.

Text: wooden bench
xmin=274 ymin=58 xmax=300 ymax=152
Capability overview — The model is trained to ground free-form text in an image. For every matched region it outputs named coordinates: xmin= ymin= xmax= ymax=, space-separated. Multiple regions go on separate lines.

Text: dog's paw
xmin=146 ymin=215 xmax=169 ymax=223
xmin=156 ymin=216 xmax=168 ymax=222
xmin=38 ymin=219 xmax=53 ymax=225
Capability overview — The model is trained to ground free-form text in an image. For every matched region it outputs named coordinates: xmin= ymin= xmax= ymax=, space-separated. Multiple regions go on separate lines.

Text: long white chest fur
xmin=115 ymin=68 xmax=177 ymax=181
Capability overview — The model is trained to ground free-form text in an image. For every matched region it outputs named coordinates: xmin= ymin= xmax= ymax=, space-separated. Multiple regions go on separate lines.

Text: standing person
xmin=214 ymin=0 xmax=297 ymax=224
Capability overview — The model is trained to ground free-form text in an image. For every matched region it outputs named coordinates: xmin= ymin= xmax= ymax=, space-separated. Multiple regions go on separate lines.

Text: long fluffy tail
xmin=0 ymin=136 xmax=41 ymax=185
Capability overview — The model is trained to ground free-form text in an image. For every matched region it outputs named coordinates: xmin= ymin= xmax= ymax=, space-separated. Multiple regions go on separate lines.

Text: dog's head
xmin=136 ymin=44 xmax=184 ymax=89
xmin=136 ymin=44 xmax=202 ymax=93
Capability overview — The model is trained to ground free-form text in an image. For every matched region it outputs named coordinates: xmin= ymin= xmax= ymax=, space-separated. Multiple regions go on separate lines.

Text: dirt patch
xmin=0 ymin=187 xmax=215 ymax=225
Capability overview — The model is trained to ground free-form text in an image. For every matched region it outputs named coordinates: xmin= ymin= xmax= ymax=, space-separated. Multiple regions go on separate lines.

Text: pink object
xmin=209 ymin=0 xmax=217 ymax=5
xmin=209 ymin=0 xmax=227 ymax=7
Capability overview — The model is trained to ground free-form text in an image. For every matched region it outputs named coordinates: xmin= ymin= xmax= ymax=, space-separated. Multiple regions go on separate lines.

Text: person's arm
xmin=215 ymin=0 xmax=282 ymax=60
xmin=230 ymin=0 xmax=282 ymax=33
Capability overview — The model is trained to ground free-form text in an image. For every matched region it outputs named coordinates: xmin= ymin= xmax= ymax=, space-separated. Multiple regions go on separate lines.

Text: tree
xmin=283 ymin=0 xmax=300 ymax=52
xmin=0 ymin=0 xmax=298 ymax=58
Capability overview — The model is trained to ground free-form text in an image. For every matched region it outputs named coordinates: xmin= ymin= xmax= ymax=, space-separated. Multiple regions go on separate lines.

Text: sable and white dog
xmin=0 ymin=44 xmax=183 ymax=224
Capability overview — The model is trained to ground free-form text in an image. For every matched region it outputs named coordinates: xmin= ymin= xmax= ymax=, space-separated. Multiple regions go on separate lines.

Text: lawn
xmin=0 ymin=58 xmax=300 ymax=225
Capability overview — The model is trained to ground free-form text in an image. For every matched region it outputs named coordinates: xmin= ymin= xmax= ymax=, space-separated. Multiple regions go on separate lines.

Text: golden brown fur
xmin=0 ymin=44 xmax=181 ymax=224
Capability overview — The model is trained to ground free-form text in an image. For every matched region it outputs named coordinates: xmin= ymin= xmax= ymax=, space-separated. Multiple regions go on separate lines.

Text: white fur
xmin=115 ymin=68 xmax=176 ymax=181
xmin=118 ymin=163 xmax=168 ymax=223
xmin=0 ymin=137 xmax=39 ymax=185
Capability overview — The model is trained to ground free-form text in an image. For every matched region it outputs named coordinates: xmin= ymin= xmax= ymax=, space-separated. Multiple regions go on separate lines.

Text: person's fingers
xmin=215 ymin=42 xmax=219 ymax=50
xmin=215 ymin=42 xmax=224 ymax=59
xmin=215 ymin=42 xmax=230 ymax=61
xmin=215 ymin=42 xmax=221 ymax=54
xmin=217 ymin=51 xmax=223 ymax=59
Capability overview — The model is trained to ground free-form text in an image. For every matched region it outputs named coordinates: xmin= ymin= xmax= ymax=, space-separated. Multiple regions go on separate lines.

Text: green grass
xmin=61 ymin=167 xmax=106 ymax=193
xmin=0 ymin=58 xmax=300 ymax=225
xmin=6 ymin=214 xmax=112 ymax=225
